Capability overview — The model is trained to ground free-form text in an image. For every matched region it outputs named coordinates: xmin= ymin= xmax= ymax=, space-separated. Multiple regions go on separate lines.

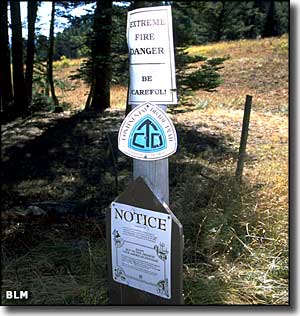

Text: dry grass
xmin=54 ymin=35 xmax=288 ymax=115
xmin=171 ymin=106 xmax=288 ymax=304
xmin=170 ymin=35 xmax=288 ymax=305
xmin=110 ymin=85 xmax=128 ymax=109
xmin=2 ymin=236 xmax=109 ymax=304
xmin=1 ymin=35 xmax=288 ymax=305
xmin=185 ymin=34 xmax=288 ymax=114
xmin=53 ymin=58 xmax=127 ymax=111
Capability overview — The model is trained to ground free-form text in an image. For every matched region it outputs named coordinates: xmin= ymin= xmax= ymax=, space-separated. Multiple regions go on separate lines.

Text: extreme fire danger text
xmin=127 ymin=6 xmax=177 ymax=105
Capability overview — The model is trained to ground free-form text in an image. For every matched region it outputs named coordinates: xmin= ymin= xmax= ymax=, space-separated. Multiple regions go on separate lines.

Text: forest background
xmin=0 ymin=0 xmax=289 ymax=116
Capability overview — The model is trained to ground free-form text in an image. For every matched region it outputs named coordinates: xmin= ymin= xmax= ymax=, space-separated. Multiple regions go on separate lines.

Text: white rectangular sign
xmin=111 ymin=202 xmax=172 ymax=299
xmin=127 ymin=6 xmax=177 ymax=105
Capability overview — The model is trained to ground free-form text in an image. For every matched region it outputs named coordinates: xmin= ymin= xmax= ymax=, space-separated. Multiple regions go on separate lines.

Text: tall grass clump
xmin=170 ymin=164 xmax=288 ymax=305
xmin=2 ymin=234 xmax=108 ymax=305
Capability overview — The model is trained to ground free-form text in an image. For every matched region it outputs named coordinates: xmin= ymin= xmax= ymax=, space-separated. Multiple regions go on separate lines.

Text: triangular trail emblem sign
xmin=118 ymin=103 xmax=177 ymax=160
xmin=129 ymin=114 xmax=167 ymax=153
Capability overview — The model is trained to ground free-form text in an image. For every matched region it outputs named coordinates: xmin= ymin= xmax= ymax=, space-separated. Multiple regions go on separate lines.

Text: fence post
xmin=235 ymin=95 xmax=253 ymax=184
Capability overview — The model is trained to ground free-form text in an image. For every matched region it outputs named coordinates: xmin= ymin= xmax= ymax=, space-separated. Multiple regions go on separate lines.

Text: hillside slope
xmin=174 ymin=35 xmax=288 ymax=304
xmin=1 ymin=36 xmax=288 ymax=305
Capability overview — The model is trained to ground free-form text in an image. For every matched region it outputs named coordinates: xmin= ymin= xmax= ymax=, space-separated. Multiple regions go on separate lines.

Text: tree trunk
xmin=47 ymin=1 xmax=59 ymax=106
xmin=88 ymin=0 xmax=112 ymax=112
xmin=25 ymin=0 xmax=38 ymax=104
xmin=0 ymin=0 xmax=13 ymax=117
xmin=262 ymin=0 xmax=277 ymax=38
xmin=10 ymin=0 xmax=28 ymax=115
xmin=85 ymin=78 xmax=95 ymax=109
xmin=216 ymin=0 xmax=226 ymax=41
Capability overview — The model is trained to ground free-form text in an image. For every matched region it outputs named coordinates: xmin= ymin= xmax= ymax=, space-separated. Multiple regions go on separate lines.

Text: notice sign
xmin=127 ymin=6 xmax=177 ymax=105
xmin=118 ymin=102 xmax=177 ymax=160
xmin=111 ymin=202 xmax=172 ymax=299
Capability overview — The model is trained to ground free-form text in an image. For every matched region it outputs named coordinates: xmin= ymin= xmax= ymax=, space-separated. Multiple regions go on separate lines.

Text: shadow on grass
xmin=2 ymin=110 xmax=128 ymax=212
xmin=1 ymin=108 xmax=262 ymax=305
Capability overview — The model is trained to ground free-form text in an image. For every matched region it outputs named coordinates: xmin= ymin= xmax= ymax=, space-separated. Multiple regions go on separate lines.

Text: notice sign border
xmin=118 ymin=102 xmax=177 ymax=161
xmin=111 ymin=202 xmax=172 ymax=299
xmin=127 ymin=6 xmax=177 ymax=105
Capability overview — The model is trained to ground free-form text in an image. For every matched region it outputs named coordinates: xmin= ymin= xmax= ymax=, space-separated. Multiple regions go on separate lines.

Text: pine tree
xmin=86 ymin=0 xmax=112 ymax=112
xmin=47 ymin=1 xmax=59 ymax=107
xmin=25 ymin=0 xmax=38 ymax=104
xmin=0 ymin=0 xmax=13 ymax=117
xmin=10 ymin=0 xmax=28 ymax=115
xmin=262 ymin=0 xmax=277 ymax=37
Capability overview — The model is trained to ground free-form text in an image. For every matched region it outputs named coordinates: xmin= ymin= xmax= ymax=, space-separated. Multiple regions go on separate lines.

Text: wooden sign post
xmin=106 ymin=178 xmax=183 ymax=304
xmin=127 ymin=5 xmax=177 ymax=206
xmin=107 ymin=6 xmax=183 ymax=305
